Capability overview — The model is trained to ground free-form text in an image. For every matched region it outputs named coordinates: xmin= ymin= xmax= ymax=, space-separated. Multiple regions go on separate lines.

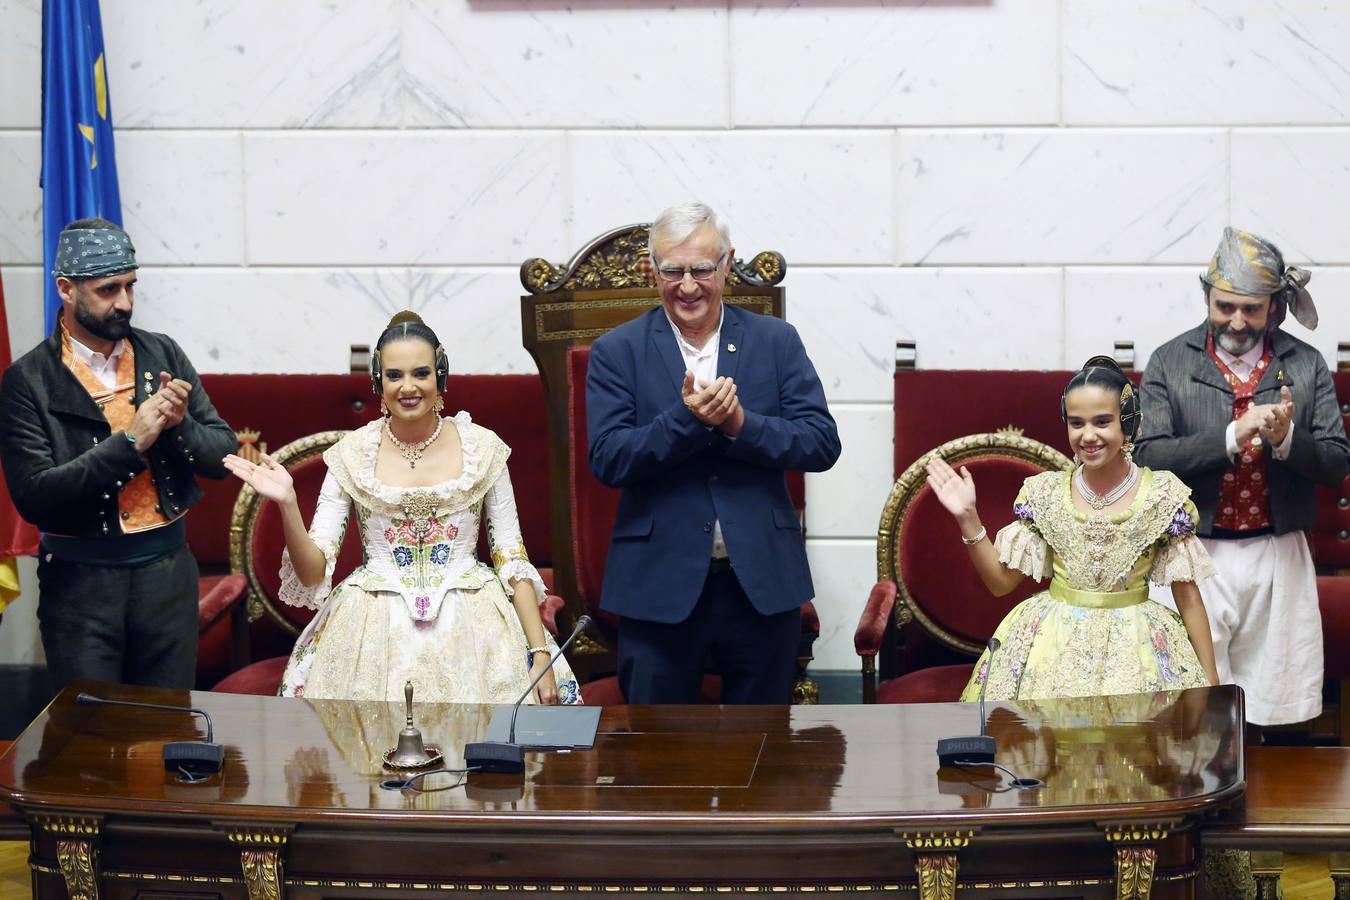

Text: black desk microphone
xmin=464 ymin=615 xmax=592 ymax=774
xmin=936 ymin=638 xmax=1000 ymax=767
xmin=76 ymin=692 xmax=224 ymax=779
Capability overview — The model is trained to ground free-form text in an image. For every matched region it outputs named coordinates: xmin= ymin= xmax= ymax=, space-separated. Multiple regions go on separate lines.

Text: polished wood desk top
xmin=0 ymin=681 xmax=1243 ymax=832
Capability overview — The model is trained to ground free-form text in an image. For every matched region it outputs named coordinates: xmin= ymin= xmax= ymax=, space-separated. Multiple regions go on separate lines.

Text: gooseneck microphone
xmin=76 ymin=692 xmax=224 ymax=778
xmin=936 ymin=638 xmax=1000 ymax=768
xmin=464 ymin=615 xmax=592 ymax=774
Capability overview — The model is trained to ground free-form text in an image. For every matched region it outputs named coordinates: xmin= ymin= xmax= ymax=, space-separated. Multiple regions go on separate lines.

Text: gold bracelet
xmin=960 ymin=527 xmax=987 ymax=546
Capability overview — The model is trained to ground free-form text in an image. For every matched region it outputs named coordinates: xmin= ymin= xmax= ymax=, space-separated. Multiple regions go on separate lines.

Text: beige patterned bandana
xmin=1201 ymin=226 xmax=1316 ymax=330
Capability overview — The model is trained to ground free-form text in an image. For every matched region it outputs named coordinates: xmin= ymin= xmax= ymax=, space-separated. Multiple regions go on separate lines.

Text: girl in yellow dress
xmin=926 ymin=356 xmax=1220 ymax=701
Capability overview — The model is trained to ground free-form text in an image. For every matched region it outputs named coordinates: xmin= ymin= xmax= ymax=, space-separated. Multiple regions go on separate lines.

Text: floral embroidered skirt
xmin=279 ymin=577 xmax=581 ymax=705
xmin=960 ymin=592 xmax=1211 ymax=702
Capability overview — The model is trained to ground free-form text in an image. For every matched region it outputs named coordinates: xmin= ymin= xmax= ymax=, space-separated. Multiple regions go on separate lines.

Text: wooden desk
xmin=1204 ymin=746 xmax=1350 ymax=898
xmin=0 ymin=682 xmax=1244 ymax=900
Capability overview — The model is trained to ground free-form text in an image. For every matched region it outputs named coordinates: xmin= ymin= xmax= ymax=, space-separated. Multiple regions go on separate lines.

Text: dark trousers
xmin=618 ymin=564 xmax=801 ymax=704
xmin=37 ymin=544 xmax=199 ymax=691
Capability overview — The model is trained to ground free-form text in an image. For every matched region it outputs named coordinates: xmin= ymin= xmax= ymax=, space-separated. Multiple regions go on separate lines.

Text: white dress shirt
xmin=666 ymin=308 xmax=728 ymax=559
xmin=67 ymin=335 xmax=127 ymax=391
xmin=1215 ymin=341 xmax=1293 ymax=461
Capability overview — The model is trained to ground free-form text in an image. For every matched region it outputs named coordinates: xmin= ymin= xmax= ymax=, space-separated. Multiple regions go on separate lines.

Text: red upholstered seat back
xmin=190 ymin=374 xmax=552 ymax=571
xmin=898 ymin=453 xmax=1049 ymax=649
xmin=246 ymin=449 xmax=364 ymax=634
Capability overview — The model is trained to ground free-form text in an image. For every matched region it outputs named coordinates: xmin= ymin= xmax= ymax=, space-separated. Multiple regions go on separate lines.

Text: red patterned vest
xmin=1207 ymin=332 xmax=1274 ymax=531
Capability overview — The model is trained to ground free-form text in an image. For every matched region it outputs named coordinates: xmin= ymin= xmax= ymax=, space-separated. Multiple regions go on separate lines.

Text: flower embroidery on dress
xmin=430 ymin=543 xmax=450 ymax=565
xmin=1166 ymin=507 xmax=1196 ymax=538
xmin=393 ymin=546 xmax=414 ymax=567
xmin=1013 ymin=501 xmax=1035 ymax=523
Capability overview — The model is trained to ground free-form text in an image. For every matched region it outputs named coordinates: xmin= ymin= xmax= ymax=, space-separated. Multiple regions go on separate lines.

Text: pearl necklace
xmin=1074 ymin=461 xmax=1139 ymax=511
xmin=384 ymin=416 xmax=444 ymax=469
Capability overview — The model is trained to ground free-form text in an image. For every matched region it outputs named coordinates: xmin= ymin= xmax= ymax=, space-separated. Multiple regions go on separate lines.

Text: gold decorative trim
xmin=1113 ymin=845 xmax=1157 ymax=900
xmin=56 ymin=839 xmax=99 ymax=900
xmin=571 ymin=631 xmax=609 ymax=657
xmin=36 ymin=815 xmax=101 ymax=836
xmin=1103 ymin=824 xmax=1170 ymax=844
xmin=229 ymin=430 xmax=349 ymax=637
xmin=915 ymin=853 xmax=958 ymax=900
xmin=792 ymin=675 xmax=819 ymax=705
xmin=532 ymin=296 xmax=775 ymax=344
xmin=520 ymin=224 xmax=786 ymax=294
xmin=877 ymin=432 xmax=1072 ymax=655
xmin=103 ymin=870 xmax=243 ymax=885
xmin=898 ymin=830 xmax=976 ymax=851
xmin=227 ymin=829 xmax=291 ymax=847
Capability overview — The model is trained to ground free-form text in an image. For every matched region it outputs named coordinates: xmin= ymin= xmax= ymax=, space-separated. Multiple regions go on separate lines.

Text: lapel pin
xmin=1277 ymin=370 xmax=1285 ymax=381
xmin=726 ymin=343 xmax=737 ymax=353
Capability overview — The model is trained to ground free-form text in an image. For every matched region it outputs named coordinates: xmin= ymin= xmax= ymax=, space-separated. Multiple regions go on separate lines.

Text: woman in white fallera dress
xmin=225 ymin=311 xmax=579 ymax=705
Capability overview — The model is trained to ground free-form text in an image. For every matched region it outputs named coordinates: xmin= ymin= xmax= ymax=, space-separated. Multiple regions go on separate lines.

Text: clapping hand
xmin=926 ymin=456 xmax=978 ymax=520
xmin=1257 ymin=386 xmax=1295 ymax=446
xmin=682 ymin=371 xmax=745 ymax=436
xmin=223 ymin=451 xmax=295 ymax=505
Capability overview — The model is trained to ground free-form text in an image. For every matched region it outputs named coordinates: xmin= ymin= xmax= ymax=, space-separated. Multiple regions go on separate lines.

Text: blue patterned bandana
xmin=52 ymin=226 xmax=139 ymax=279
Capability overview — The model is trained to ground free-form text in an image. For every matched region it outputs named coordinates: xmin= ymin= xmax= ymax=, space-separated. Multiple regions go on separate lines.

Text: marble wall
xmin=2 ymin=0 xmax=1349 ymax=670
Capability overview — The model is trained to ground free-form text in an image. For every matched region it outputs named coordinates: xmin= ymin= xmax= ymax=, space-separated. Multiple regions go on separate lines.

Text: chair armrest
xmin=540 ymin=593 xmax=566 ymax=639
xmin=854 ymin=581 xmax=897 ymax=658
xmin=197 ymin=574 xmax=248 ymax=633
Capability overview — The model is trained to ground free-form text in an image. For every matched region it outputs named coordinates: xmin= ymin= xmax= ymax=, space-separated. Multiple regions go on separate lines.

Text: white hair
xmin=648 ymin=202 xmax=731 ymax=261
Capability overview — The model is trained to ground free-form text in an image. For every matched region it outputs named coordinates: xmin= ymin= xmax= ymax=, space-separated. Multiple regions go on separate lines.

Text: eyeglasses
xmin=654 ymin=251 xmax=728 ymax=283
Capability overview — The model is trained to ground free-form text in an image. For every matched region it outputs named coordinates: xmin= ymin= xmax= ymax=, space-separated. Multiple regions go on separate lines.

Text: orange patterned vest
xmin=1207 ymin=332 xmax=1274 ymax=532
xmin=61 ymin=327 xmax=171 ymax=534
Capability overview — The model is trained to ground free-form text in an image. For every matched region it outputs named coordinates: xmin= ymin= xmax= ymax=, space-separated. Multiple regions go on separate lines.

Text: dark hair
xmin=62 ymin=216 xmax=119 ymax=232
xmin=371 ymin=311 xmax=448 ymax=394
xmin=1060 ymin=355 xmax=1140 ymax=441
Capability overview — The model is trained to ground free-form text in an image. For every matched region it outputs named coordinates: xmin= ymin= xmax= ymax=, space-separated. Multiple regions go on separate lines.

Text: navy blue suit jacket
xmin=586 ymin=304 xmax=841 ymax=623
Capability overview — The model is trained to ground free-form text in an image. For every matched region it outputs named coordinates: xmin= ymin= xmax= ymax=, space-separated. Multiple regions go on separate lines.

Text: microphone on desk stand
xmin=463 ymin=615 xmax=592 ymax=775
xmin=76 ymin=692 xmax=224 ymax=782
xmin=934 ymin=639 xmax=1042 ymax=790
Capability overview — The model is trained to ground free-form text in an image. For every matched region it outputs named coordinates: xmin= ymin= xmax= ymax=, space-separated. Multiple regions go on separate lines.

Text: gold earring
xmin=433 ymin=396 xmax=444 ymax=415
xmin=1122 ymin=441 xmax=1135 ymax=463
xmin=380 ymin=401 xmax=390 ymax=418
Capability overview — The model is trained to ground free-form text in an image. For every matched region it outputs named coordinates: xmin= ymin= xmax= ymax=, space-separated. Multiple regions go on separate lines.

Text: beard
xmin=1211 ymin=321 xmax=1263 ymax=356
xmin=74 ymin=293 xmax=132 ymax=341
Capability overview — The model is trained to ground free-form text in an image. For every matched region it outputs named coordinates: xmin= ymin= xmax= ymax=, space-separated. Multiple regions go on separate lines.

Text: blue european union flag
xmin=41 ymin=0 xmax=123 ymax=334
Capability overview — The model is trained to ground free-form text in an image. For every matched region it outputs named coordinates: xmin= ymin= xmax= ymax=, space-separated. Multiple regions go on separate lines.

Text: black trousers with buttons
xmin=617 ymin=564 xmax=801 ymax=704
xmin=36 ymin=544 xmax=199 ymax=692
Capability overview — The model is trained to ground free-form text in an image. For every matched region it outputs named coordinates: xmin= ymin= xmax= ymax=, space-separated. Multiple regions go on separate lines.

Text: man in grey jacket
xmin=0 ymin=218 xmax=236 ymax=690
xmin=1136 ymin=227 xmax=1350 ymax=726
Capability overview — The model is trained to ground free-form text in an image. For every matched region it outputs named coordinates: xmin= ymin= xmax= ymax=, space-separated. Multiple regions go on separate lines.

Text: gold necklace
xmin=384 ymin=417 xmax=444 ymax=469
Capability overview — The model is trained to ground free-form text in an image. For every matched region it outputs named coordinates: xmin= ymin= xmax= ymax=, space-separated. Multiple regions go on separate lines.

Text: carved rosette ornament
xmin=37 ymin=817 xmax=102 ymax=900
xmin=1104 ymin=823 xmax=1169 ymax=900
xmin=228 ymin=829 xmax=290 ymax=900
xmin=520 ymin=224 xmax=786 ymax=295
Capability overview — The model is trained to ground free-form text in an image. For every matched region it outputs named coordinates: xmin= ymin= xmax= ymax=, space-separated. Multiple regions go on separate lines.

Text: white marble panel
xmin=0 ymin=0 xmax=40 ymax=128
xmin=1064 ymin=2 xmax=1350 ymax=125
xmin=789 ymin=267 xmax=1063 ymax=404
xmin=132 ymin=267 xmax=411 ymax=373
xmin=897 ymin=129 xmax=1228 ymax=265
xmin=408 ymin=268 xmax=539 ymax=374
xmin=805 ymin=403 xmax=893 ymax=540
xmin=731 ymin=0 xmax=1057 ymax=127
xmin=569 ymin=131 xmax=894 ymax=265
xmin=403 ymin=0 xmax=727 ymax=128
xmin=115 ymin=132 xmax=245 ymax=265
xmin=1232 ymin=130 xmax=1350 ymax=265
xmin=804 ymin=538 xmax=880 ymax=671
xmin=2 ymin=266 xmax=46 ymax=361
xmin=0 ymin=132 xmax=42 ymax=265
xmin=1064 ymin=268 xmax=1208 ymax=371
xmin=244 ymin=133 xmax=566 ymax=265
xmin=103 ymin=0 xmax=402 ymax=128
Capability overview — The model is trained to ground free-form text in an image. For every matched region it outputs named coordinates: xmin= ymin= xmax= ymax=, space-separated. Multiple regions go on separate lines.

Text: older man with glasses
xmin=585 ymin=201 xmax=841 ymax=704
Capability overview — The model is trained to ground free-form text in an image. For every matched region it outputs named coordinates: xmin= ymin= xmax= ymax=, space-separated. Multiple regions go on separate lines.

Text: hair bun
xmin=385 ymin=310 xmax=425 ymax=329
xmin=1080 ymin=354 xmax=1124 ymax=375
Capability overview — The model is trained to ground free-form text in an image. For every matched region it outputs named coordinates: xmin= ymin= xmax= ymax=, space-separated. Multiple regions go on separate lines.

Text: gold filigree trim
xmin=878 ymin=431 xmax=1072 ymax=655
xmin=792 ymin=675 xmax=820 ymax=705
xmin=1103 ymin=823 xmax=1171 ymax=843
xmin=56 ymin=839 xmax=99 ymax=900
xmin=915 ymin=853 xmax=958 ymax=900
xmin=898 ymin=830 xmax=976 ymax=850
xmin=229 ymin=430 xmax=348 ymax=636
xmin=1114 ymin=845 xmax=1157 ymax=900
xmin=532 ymin=296 xmax=776 ymax=344
xmin=37 ymin=815 xmax=101 ymax=836
xmin=571 ymin=631 xmax=610 ymax=656
xmin=227 ymin=830 xmax=291 ymax=847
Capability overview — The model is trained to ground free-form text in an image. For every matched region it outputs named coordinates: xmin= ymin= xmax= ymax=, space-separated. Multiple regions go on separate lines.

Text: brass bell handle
xmin=404 ymin=680 xmax=414 ymax=727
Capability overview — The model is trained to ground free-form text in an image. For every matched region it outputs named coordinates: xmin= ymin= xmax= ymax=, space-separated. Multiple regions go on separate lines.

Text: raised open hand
xmin=925 ymin=456 xmax=978 ymax=520
xmin=223 ymin=451 xmax=295 ymax=505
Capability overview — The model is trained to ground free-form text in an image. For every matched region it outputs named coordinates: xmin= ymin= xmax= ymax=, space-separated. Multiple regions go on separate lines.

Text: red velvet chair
xmin=212 ymin=431 xmax=359 ymax=694
xmin=854 ymin=430 xmax=1073 ymax=703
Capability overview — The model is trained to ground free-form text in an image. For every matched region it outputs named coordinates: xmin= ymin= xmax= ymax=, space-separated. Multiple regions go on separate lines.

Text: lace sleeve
xmin=485 ymin=465 xmax=547 ymax=603
xmin=1149 ymin=500 xmax=1216 ymax=585
xmin=278 ymin=470 xmax=350 ymax=611
xmin=994 ymin=520 xmax=1052 ymax=581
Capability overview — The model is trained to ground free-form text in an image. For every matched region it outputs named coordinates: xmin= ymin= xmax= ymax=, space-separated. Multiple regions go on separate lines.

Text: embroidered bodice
xmin=995 ymin=468 xmax=1215 ymax=590
xmin=279 ymin=413 xmax=545 ymax=620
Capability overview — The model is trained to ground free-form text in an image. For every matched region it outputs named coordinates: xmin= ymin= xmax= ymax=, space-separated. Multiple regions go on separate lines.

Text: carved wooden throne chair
xmin=520 ymin=223 xmax=821 ymax=703
xmin=854 ymin=430 xmax=1072 ymax=703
